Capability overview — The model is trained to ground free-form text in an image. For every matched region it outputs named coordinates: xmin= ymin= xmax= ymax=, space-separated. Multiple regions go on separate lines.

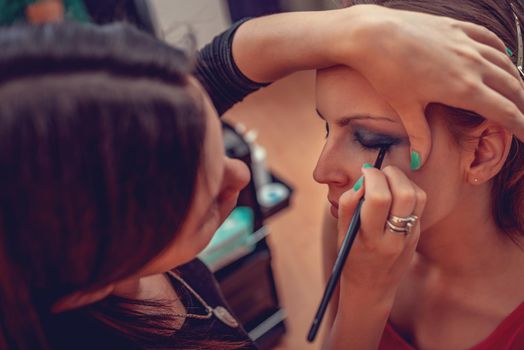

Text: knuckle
xmin=395 ymin=188 xmax=417 ymax=204
xmin=468 ymin=52 xmax=484 ymax=65
xmin=507 ymin=77 xmax=522 ymax=96
xmin=506 ymin=57 xmax=520 ymax=74
xmin=367 ymin=192 xmax=392 ymax=208
xmin=478 ymin=25 xmax=497 ymax=39
xmin=457 ymin=77 xmax=479 ymax=97
xmin=486 ymin=30 xmax=504 ymax=47
xmin=382 ymin=165 xmax=407 ymax=179
xmin=359 ymin=234 xmax=378 ymax=251
xmin=503 ymin=105 xmax=520 ymax=125
xmin=417 ymin=189 xmax=428 ymax=204
xmin=339 ymin=191 xmax=355 ymax=207
xmin=455 ymin=47 xmax=482 ymax=64
xmin=381 ymin=165 xmax=397 ymax=176
xmin=449 ymin=19 xmax=461 ymax=30
xmin=380 ymin=242 xmax=403 ymax=259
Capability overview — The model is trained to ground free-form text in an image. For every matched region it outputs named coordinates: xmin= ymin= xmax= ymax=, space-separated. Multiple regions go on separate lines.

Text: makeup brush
xmin=307 ymin=146 xmax=388 ymax=342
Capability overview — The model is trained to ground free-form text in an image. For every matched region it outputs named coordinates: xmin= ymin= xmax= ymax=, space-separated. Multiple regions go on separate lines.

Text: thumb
xmin=337 ymin=185 xmax=364 ymax=237
xmin=397 ymin=106 xmax=432 ymax=170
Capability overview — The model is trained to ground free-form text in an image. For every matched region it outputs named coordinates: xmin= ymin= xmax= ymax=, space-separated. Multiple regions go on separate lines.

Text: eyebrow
xmin=315 ymin=108 xmax=397 ymax=127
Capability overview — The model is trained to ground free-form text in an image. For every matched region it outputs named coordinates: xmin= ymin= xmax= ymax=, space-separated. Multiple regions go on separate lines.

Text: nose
xmin=313 ymin=144 xmax=348 ymax=186
xmin=216 ymin=157 xmax=250 ymax=221
xmin=222 ymin=157 xmax=251 ymax=196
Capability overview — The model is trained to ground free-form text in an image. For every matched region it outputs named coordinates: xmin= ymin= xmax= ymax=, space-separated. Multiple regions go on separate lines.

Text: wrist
xmin=326 ymin=5 xmax=401 ymax=69
xmin=339 ymin=281 xmax=397 ymax=314
xmin=232 ymin=10 xmax=349 ymax=81
xmin=337 ymin=297 xmax=393 ymax=320
xmin=335 ymin=287 xmax=393 ymax=335
xmin=321 ymin=6 xmax=362 ymax=68
xmin=327 ymin=285 xmax=392 ymax=350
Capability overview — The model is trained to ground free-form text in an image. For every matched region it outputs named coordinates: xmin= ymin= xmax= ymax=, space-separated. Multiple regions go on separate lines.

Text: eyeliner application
xmin=307 ymin=146 xmax=388 ymax=342
xmin=354 ymin=128 xmax=407 ymax=151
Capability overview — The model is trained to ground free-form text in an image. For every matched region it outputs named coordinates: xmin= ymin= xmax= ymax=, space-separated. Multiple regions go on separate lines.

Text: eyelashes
xmin=355 ymin=139 xmax=393 ymax=152
xmin=353 ymin=129 xmax=402 ymax=152
xmin=324 ymin=122 xmax=406 ymax=152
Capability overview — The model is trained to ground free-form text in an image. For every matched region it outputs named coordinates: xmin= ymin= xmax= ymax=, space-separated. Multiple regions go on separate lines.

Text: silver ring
xmin=386 ymin=215 xmax=418 ymax=235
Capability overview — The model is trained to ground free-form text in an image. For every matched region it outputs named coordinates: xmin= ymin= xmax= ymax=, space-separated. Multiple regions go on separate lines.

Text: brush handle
xmin=307 ymin=198 xmax=364 ymax=342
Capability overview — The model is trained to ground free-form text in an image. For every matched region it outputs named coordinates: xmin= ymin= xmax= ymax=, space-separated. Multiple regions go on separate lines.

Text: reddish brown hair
xmin=343 ymin=0 xmax=524 ymax=237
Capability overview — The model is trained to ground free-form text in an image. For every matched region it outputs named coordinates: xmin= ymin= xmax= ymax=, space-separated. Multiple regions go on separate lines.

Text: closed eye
xmin=353 ymin=128 xmax=405 ymax=152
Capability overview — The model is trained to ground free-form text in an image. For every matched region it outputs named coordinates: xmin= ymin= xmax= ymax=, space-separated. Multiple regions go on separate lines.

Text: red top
xmin=379 ymin=301 xmax=524 ymax=350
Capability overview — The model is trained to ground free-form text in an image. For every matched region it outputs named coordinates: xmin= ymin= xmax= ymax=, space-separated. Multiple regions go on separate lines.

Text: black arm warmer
xmin=194 ymin=18 xmax=270 ymax=116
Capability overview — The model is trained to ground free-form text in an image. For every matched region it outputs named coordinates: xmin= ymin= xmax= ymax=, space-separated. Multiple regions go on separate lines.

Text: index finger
xmin=396 ymin=106 xmax=432 ymax=171
xmin=359 ymin=168 xmax=392 ymax=241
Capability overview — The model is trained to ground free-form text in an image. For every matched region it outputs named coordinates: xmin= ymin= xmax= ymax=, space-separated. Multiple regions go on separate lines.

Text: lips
xmin=328 ymin=199 xmax=339 ymax=219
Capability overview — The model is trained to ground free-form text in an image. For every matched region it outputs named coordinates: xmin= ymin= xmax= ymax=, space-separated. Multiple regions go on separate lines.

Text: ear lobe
xmin=51 ymin=284 xmax=114 ymax=313
xmin=466 ymin=123 xmax=512 ymax=184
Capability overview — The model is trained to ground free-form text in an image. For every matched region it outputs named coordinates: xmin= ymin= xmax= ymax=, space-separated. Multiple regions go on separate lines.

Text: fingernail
xmin=362 ymin=163 xmax=373 ymax=169
xmin=506 ymin=46 xmax=514 ymax=57
xmin=410 ymin=150 xmax=421 ymax=170
xmin=353 ymin=176 xmax=364 ymax=191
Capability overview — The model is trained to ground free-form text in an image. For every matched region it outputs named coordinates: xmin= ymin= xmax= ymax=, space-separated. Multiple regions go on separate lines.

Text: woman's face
xmin=140 ymin=79 xmax=251 ymax=274
xmin=314 ymin=66 xmax=467 ymax=233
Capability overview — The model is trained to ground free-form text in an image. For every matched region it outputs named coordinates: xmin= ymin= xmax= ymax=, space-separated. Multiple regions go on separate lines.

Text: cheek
xmin=408 ymin=144 xmax=464 ymax=232
xmin=381 ymin=145 xmax=411 ymax=171
xmin=411 ymin=110 xmax=470 ymax=230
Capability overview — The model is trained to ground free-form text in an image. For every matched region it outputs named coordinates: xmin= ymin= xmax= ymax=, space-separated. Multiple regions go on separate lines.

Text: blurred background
xmin=150 ymin=0 xmax=338 ymax=49
xmin=146 ymin=0 xmax=337 ymax=350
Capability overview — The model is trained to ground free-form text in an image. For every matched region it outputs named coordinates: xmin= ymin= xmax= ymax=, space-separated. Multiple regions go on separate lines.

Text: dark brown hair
xmin=0 ymin=22 xmax=244 ymax=349
xmin=343 ymin=0 xmax=524 ymax=238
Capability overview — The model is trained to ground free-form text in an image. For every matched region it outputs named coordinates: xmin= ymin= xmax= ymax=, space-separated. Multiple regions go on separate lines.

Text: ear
xmin=463 ymin=122 xmax=512 ymax=185
xmin=51 ymin=284 xmax=114 ymax=313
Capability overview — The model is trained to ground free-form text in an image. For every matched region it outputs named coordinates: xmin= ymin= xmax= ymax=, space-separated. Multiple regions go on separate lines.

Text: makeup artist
xmin=1 ymin=1 xmax=524 ymax=350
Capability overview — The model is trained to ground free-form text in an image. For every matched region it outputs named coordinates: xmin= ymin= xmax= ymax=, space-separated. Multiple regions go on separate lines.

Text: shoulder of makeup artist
xmin=1 ymin=1 xmax=524 ymax=350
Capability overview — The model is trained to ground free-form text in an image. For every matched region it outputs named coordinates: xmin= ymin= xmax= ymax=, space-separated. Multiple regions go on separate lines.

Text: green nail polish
xmin=353 ymin=176 xmax=364 ymax=191
xmin=410 ymin=150 xmax=421 ymax=170
xmin=363 ymin=163 xmax=373 ymax=169
xmin=506 ymin=46 xmax=514 ymax=57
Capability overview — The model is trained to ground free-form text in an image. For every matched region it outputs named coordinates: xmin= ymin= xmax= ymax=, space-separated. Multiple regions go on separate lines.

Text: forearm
xmin=232 ymin=8 xmax=362 ymax=83
xmin=194 ymin=8 xmax=361 ymax=114
xmin=324 ymin=286 xmax=393 ymax=350
xmin=194 ymin=19 xmax=269 ymax=115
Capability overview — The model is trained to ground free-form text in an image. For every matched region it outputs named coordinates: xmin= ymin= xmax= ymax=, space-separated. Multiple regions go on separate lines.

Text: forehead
xmin=315 ymin=66 xmax=400 ymax=122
